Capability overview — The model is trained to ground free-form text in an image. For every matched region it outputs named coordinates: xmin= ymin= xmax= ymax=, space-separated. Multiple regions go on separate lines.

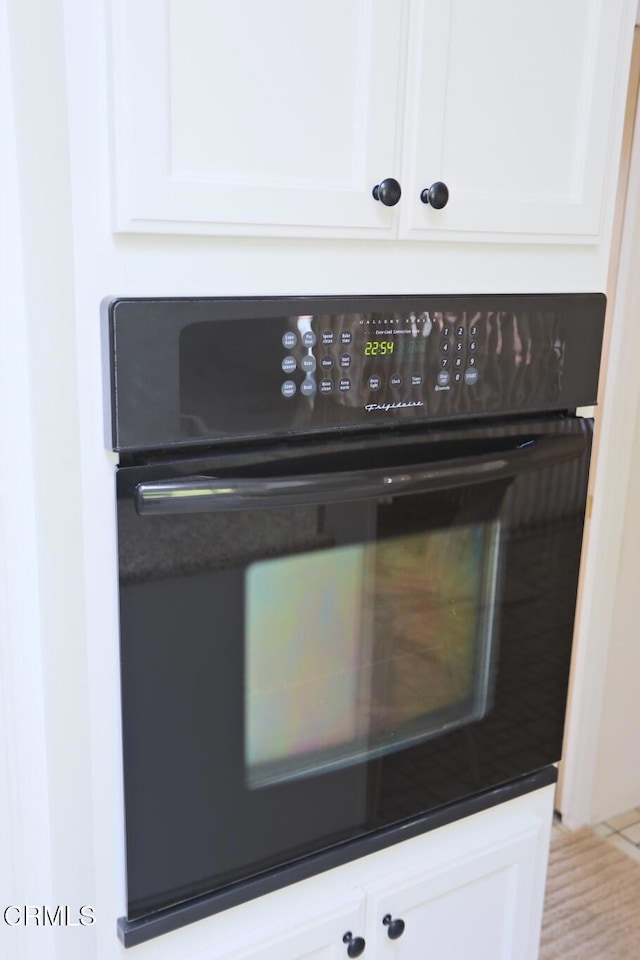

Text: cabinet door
xmin=110 ymin=0 xmax=406 ymax=238
xmin=364 ymin=811 xmax=550 ymax=960
xmin=401 ymin=0 xmax=628 ymax=242
xmin=198 ymin=891 xmax=367 ymax=960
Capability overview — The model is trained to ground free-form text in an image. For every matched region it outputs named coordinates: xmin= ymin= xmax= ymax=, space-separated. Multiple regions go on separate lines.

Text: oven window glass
xmin=245 ymin=519 xmax=500 ymax=788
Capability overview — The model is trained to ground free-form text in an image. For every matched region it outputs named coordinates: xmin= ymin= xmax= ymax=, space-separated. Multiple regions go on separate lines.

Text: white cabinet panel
xmin=196 ymin=891 xmax=367 ymax=960
xmin=364 ymin=812 xmax=549 ymax=960
xmin=110 ymin=0 xmax=405 ymax=236
xmin=402 ymin=0 xmax=624 ymax=241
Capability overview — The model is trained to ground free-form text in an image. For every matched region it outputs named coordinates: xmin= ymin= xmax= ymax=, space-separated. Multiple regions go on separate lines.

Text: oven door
xmin=116 ymin=414 xmax=592 ymax=925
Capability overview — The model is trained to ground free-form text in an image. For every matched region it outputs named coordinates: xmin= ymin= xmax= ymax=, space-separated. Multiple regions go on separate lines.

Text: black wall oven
xmin=108 ymin=294 xmax=604 ymax=946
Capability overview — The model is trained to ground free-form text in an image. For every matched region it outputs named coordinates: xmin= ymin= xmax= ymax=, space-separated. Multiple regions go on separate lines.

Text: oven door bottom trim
xmin=117 ymin=765 xmax=557 ymax=948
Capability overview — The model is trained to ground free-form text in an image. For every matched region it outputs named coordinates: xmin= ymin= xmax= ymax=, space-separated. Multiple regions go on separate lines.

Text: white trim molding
xmin=559 ymin=40 xmax=640 ymax=825
xmin=0 ymin=1 xmax=55 ymax=957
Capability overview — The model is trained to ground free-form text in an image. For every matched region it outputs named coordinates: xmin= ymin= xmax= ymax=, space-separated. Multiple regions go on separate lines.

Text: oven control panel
xmin=274 ymin=312 xmax=482 ymax=403
xmin=107 ymin=294 xmax=605 ymax=451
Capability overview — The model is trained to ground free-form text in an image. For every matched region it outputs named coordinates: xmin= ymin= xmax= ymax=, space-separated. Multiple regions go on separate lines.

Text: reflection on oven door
xmin=245 ymin=519 xmax=500 ymax=788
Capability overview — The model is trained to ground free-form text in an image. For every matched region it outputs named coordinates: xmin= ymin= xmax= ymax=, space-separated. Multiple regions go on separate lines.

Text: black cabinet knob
xmin=372 ymin=178 xmax=402 ymax=206
xmin=382 ymin=914 xmax=406 ymax=940
xmin=343 ymin=931 xmax=366 ymax=957
xmin=420 ymin=181 xmax=449 ymax=209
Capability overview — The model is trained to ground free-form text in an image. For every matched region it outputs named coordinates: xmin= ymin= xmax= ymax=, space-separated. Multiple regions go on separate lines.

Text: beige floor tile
xmin=604 ymin=809 xmax=640 ymax=831
xmin=593 ymin=823 xmax=614 ymax=837
xmin=619 ymin=821 xmax=640 ymax=845
xmin=607 ymin=833 xmax=640 ymax=864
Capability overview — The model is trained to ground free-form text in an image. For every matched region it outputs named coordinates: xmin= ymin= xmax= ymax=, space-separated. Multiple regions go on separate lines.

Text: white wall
xmin=1 ymin=0 xmax=59 ymax=956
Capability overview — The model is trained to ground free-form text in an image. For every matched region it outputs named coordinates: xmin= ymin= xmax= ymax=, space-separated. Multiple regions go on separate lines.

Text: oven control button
xmin=300 ymin=378 xmax=316 ymax=396
xmin=301 ymin=354 xmax=316 ymax=373
xmin=282 ymin=331 xmax=297 ymax=349
xmin=468 ymin=356 xmax=476 ymax=366
xmin=455 ymin=340 xmax=464 ymax=353
xmin=281 ymin=356 xmax=296 ymax=374
xmin=440 ymin=341 xmax=450 ymax=353
xmin=456 ymin=325 xmax=464 ymax=337
xmin=439 ymin=357 xmax=449 ymax=369
xmin=390 ymin=375 xmax=402 ymax=389
xmin=319 ymin=378 xmax=333 ymax=394
xmin=469 ymin=340 xmax=478 ymax=352
xmin=470 ymin=325 xmax=478 ymax=336
xmin=368 ymin=375 xmax=381 ymax=391
xmin=454 ymin=371 xmax=462 ymax=383
xmin=322 ymin=331 xmax=335 ymax=345
xmin=464 ymin=368 xmax=479 ymax=386
xmin=341 ymin=331 xmax=353 ymax=345
xmin=339 ymin=354 xmax=352 ymax=369
xmin=302 ymin=331 xmax=316 ymax=348
xmin=281 ymin=380 xmax=296 ymax=398
xmin=454 ymin=356 xmax=463 ymax=369
xmin=442 ymin=326 xmax=451 ymax=336
xmin=320 ymin=355 xmax=334 ymax=370
xmin=339 ymin=378 xmax=351 ymax=392
xmin=411 ymin=374 xmax=423 ymax=386
xmin=437 ymin=371 xmax=450 ymax=386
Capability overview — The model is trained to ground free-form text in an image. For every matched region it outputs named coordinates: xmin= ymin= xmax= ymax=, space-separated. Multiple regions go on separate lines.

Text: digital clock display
xmin=364 ymin=341 xmax=395 ymax=357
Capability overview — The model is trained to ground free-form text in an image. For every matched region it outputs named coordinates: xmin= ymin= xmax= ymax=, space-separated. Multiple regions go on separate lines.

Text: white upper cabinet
xmin=109 ymin=0 xmax=631 ymax=242
xmin=401 ymin=0 xmax=625 ymax=242
xmin=110 ymin=0 xmax=406 ymax=237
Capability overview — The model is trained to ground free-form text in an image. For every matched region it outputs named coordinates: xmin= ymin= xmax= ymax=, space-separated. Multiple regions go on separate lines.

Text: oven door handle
xmin=133 ymin=432 xmax=587 ymax=516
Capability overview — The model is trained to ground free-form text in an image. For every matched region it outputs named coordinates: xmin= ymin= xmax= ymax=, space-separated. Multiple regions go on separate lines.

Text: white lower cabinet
xmin=364 ymin=817 xmax=546 ymax=960
xmin=196 ymin=786 xmax=553 ymax=960
xmin=203 ymin=893 xmax=367 ymax=960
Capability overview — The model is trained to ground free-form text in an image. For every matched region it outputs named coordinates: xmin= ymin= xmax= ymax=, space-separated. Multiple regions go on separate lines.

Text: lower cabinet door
xmin=364 ymin=806 xmax=550 ymax=960
xmin=203 ymin=892 xmax=368 ymax=960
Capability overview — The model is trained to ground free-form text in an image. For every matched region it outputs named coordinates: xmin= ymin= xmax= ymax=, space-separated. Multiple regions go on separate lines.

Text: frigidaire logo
xmin=364 ymin=400 xmax=424 ymax=413
xmin=3 ymin=905 xmax=95 ymax=926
